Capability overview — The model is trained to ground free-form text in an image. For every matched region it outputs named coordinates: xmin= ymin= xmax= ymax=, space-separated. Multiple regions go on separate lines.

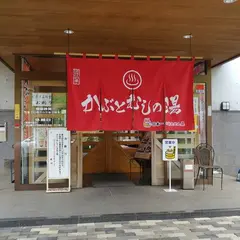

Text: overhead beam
xmin=0 ymin=56 xmax=14 ymax=72
xmin=54 ymin=52 xmax=205 ymax=60
xmin=212 ymin=54 xmax=240 ymax=68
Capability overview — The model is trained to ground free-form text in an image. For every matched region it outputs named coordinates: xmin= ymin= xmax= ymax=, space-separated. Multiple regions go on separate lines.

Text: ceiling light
xmin=183 ymin=34 xmax=193 ymax=39
xmin=64 ymin=29 xmax=74 ymax=34
xmin=223 ymin=0 xmax=237 ymax=3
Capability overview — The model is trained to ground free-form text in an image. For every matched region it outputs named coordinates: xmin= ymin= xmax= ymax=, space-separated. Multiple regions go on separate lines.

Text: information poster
xmin=32 ymin=93 xmax=52 ymax=107
xmin=34 ymin=128 xmax=48 ymax=149
xmin=47 ymin=128 xmax=70 ymax=179
xmin=15 ymin=104 xmax=20 ymax=120
xmin=162 ymin=139 xmax=178 ymax=161
xmin=22 ymin=80 xmax=30 ymax=140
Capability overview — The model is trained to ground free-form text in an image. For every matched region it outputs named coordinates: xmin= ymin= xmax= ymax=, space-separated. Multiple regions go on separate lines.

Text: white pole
xmin=169 ymin=161 xmax=172 ymax=191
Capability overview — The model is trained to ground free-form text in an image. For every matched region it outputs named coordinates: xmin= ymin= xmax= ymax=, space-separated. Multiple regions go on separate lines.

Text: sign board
xmin=14 ymin=104 xmax=20 ymax=120
xmin=134 ymin=132 xmax=151 ymax=160
xmin=0 ymin=122 xmax=7 ymax=142
xmin=185 ymin=164 xmax=194 ymax=171
xmin=162 ymin=138 xmax=178 ymax=193
xmin=162 ymin=139 xmax=178 ymax=161
xmin=34 ymin=128 xmax=48 ymax=149
xmin=193 ymin=97 xmax=199 ymax=115
xmin=208 ymin=105 xmax=212 ymax=117
xmin=32 ymin=93 xmax=52 ymax=107
xmin=47 ymin=128 xmax=70 ymax=179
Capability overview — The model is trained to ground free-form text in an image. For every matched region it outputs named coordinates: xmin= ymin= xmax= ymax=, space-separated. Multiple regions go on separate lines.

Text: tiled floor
xmin=2 ymin=216 xmax=240 ymax=239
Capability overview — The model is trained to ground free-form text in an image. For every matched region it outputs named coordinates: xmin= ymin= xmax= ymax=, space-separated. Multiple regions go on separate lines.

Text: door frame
xmin=77 ymin=132 xmax=83 ymax=188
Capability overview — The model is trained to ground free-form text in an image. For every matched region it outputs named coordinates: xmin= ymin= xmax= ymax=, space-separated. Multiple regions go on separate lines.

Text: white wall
xmin=0 ymin=62 xmax=14 ymax=110
xmin=0 ymin=62 xmax=14 ymax=169
xmin=212 ymin=57 xmax=240 ymax=111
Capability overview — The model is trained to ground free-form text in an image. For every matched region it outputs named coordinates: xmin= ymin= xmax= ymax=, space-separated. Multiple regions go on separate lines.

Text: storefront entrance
xmin=81 ymin=131 xmax=142 ymax=187
xmin=13 ymin=55 xmax=211 ymax=191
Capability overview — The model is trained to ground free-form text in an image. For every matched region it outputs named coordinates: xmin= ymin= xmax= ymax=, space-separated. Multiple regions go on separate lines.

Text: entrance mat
xmin=91 ymin=173 xmax=135 ymax=188
xmin=1 ymin=208 xmax=240 ymax=228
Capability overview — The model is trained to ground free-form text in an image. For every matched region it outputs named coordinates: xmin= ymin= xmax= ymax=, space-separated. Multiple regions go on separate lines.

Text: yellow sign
xmin=190 ymin=114 xmax=198 ymax=132
xmin=165 ymin=146 xmax=176 ymax=160
xmin=162 ymin=139 xmax=178 ymax=161
xmin=15 ymin=104 xmax=20 ymax=120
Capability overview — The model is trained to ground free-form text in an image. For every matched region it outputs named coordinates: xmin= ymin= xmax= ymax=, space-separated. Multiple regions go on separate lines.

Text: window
xmin=21 ymin=80 xmax=66 ymax=184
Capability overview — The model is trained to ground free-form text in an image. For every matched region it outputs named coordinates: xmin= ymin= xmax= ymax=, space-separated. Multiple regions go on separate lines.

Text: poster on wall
xmin=190 ymin=97 xmax=199 ymax=133
xmin=162 ymin=139 xmax=178 ymax=161
xmin=32 ymin=93 xmax=52 ymax=107
xmin=22 ymin=80 xmax=30 ymax=140
xmin=194 ymin=83 xmax=206 ymax=143
xmin=47 ymin=128 xmax=70 ymax=179
xmin=34 ymin=128 xmax=48 ymax=149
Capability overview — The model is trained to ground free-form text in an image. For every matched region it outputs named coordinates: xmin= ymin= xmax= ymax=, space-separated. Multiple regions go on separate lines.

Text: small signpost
xmin=47 ymin=128 xmax=71 ymax=193
xmin=162 ymin=139 xmax=178 ymax=192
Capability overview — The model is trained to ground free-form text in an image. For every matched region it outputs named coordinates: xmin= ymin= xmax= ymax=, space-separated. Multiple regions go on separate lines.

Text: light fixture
xmin=64 ymin=29 xmax=74 ymax=34
xmin=223 ymin=0 xmax=237 ymax=3
xmin=183 ymin=34 xmax=193 ymax=39
xmin=223 ymin=0 xmax=237 ymax=4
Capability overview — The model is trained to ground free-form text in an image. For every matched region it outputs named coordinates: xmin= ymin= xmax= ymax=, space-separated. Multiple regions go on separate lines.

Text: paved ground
xmin=0 ymin=174 xmax=240 ymax=219
xmin=2 ymin=216 xmax=240 ymax=239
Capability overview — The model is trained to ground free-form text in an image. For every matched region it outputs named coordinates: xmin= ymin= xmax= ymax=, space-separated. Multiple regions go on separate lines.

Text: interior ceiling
xmin=0 ymin=0 xmax=239 ymax=70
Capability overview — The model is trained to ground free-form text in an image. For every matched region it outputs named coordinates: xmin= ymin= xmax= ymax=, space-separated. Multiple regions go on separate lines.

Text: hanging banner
xmin=67 ymin=56 xmax=194 ymax=131
xmin=163 ymin=61 xmax=194 ymax=131
xmin=32 ymin=93 xmax=52 ymax=107
xmin=47 ymin=128 xmax=70 ymax=179
xmin=67 ymin=57 xmax=101 ymax=130
xmin=100 ymin=59 xmax=166 ymax=130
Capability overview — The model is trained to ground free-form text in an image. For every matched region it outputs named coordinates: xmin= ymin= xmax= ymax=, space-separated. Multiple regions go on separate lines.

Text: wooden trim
xmin=15 ymin=183 xmax=68 ymax=191
xmin=206 ymin=60 xmax=212 ymax=146
xmin=14 ymin=55 xmax=21 ymax=190
xmin=117 ymin=141 xmax=141 ymax=145
xmin=83 ymin=141 xmax=100 ymax=146
xmin=31 ymin=81 xmax=66 ymax=87
xmin=212 ymin=54 xmax=240 ymax=68
xmin=113 ymin=133 xmax=142 ymax=137
xmin=0 ymin=56 xmax=14 ymax=72
xmin=206 ymin=60 xmax=213 ymax=184
xmin=77 ymin=132 xmax=83 ymax=188
xmin=105 ymin=131 xmax=112 ymax=172
xmin=54 ymin=52 xmax=205 ymax=60
xmin=82 ymin=133 xmax=104 ymax=137
xmin=15 ymin=71 xmax=66 ymax=81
